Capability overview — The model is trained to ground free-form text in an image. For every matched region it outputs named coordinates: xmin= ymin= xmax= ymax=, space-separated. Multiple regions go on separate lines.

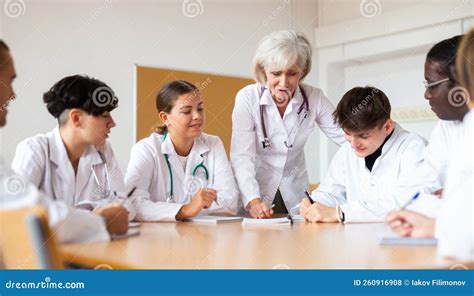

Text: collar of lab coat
xmin=48 ymin=127 xmax=104 ymax=200
xmin=49 ymin=127 xmax=69 ymax=166
xmin=160 ymin=133 xmax=210 ymax=185
xmin=379 ymin=122 xmax=403 ymax=156
xmin=49 ymin=127 xmax=103 ymax=167
xmin=160 ymin=133 xmax=210 ymax=157
xmin=358 ymin=123 xmax=404 ymax=172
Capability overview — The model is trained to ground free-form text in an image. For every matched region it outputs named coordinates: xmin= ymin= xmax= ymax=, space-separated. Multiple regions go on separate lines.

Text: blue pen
xmin=400 ymin=192 xmax=420 ymax=209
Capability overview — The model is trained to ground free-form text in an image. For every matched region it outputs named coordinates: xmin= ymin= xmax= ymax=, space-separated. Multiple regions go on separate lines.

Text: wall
xmin=311 ymin=0 xmax=473 ymax=180
xmin=0 ymin=0 xmax=318 ymax=173
xmin=1 ymin=0 xmax=472 ymax=184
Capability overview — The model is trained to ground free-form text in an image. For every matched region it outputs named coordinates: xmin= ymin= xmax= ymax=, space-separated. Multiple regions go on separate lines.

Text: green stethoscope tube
xmin=163 ymin=133 xmax=209 ymax=202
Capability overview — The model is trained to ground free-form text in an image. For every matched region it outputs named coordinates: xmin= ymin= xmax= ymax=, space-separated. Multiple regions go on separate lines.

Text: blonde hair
xmin=252 ymin=30 xmax=312 ymax=85
xmin=456 ymin=29 xmax=474 ymax=101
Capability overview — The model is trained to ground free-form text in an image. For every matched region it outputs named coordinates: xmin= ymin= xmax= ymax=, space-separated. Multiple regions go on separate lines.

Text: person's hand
xmin=386 ymin=210 xmax=435 ymax=238
xmin=299 ymin=197 xmax=312 ymax=216
xmin=176 ymin=188 xmax=217 ymax=219
xmin=95 ymin=205 xmax=129 ymax=235
xmin=304 ymin=202 xmax=338 ymax=223
xmin=248 ymin=198 xmax=273 ymax=218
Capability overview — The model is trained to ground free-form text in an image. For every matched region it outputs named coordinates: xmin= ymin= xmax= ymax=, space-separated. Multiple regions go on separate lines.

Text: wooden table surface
xmin=60 ymin=221 xmax=456 ymax=269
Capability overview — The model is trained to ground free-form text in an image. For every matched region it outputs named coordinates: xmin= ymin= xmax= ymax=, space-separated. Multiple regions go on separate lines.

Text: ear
xmin=383 ymin=119 xmax=394 ymax=134
xmin=158 ymin=111 xmax=169 ymax=126
xmin=69 ymin=109 xmax=83 ymax=128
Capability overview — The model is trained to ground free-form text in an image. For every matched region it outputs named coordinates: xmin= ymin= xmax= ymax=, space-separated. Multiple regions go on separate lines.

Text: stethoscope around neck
xmin=259 ymin=84 xmax=309 ymax=149
xmin=47 ymin=140 xmax=112 ymax=201
xmin=162 ymin=133 xmax=209 ymax=203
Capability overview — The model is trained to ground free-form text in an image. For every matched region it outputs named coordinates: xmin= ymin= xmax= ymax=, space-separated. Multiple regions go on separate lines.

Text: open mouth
xmin=276 ymin=88 xmax=290 ymax=95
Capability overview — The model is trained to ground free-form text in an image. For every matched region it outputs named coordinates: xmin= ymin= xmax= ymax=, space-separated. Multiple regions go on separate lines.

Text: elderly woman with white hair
xmin=231 ymin=30 xmax=345 ymax=218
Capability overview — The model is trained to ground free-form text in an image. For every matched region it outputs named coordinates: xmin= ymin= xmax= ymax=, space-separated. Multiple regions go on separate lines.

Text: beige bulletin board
xmin=135 ymin=65 xmax=253 ymax=155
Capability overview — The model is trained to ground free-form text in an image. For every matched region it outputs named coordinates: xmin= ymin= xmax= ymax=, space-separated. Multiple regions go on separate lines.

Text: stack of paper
xmin=380 ymin=234 xmax=438 ymax=246
xmin=242 ymin=217 xmax=292 ymax=226
xmin=289 ymin=215 xmax=305 ymax=223
xmin=186 ymin=215 xmax=243 ymax=224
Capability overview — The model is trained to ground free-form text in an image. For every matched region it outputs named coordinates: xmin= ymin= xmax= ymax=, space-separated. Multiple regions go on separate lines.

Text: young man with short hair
xmin=300 ymin=86 xmax=426 ymax=223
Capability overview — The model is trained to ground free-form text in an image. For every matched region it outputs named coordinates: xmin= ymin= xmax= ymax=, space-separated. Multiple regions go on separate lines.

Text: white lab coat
xmin=11 ymin=127 xmax=135 ymax=221
xmin=0 ymin=164 xmax=110 ymax=243
xmin=422 ymin=120 xmax=464 ymax=193
xmin=406 ymin=120 xmax=464 ymax=218
xmin=435 ymin=109 xmax=474 ymax=261
xmin=125 ymin=132 xmax=238 ymax=221
xmin=231 ymin=83 xmax=345 ymax=211
xmin=312 ymin=123 xmax=427 ymax=222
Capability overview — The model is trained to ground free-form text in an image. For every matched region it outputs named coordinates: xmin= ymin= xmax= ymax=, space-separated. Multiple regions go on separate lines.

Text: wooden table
xmin=60 ymin=221 xmax=456 ymax=269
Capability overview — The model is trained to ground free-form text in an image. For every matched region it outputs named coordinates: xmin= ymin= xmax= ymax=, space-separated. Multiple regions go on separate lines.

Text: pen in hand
xmin=400 ymin=192 xmax=420 ymax=210
xmin=304 ymin=190 xmax=314 ymax=204
xmin=115 ymin=187 xmax=137 ymax=206
xmin=127 ymin=187 xmax=137 ymax=198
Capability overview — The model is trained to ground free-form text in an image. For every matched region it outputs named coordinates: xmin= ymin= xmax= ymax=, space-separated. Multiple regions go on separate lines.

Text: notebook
xmin=289 ymin=215 xmax=305 ymax=223
xmin=380 ymin=234 xmax=438 ymax=246
xmin=242 ymin=217 xmax=292 ymax=226
xmin=129 ymin=222 xmax=141 ymax=228
xmin=186 ymin=215 xmax=243 ymax=224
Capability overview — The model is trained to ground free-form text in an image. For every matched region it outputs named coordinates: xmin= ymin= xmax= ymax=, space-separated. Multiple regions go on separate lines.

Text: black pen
xmin=127 ymin=187 xmax=137 ymax=198
xmin=304 ymin=190 xmax=314 ymax=204
xmin=287 ymin=214 xmax=293 ymax=225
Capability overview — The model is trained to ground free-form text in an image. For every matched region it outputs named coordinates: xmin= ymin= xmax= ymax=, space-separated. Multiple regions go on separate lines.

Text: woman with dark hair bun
xmin=12 ymin=75 xmax=135 ymax=233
